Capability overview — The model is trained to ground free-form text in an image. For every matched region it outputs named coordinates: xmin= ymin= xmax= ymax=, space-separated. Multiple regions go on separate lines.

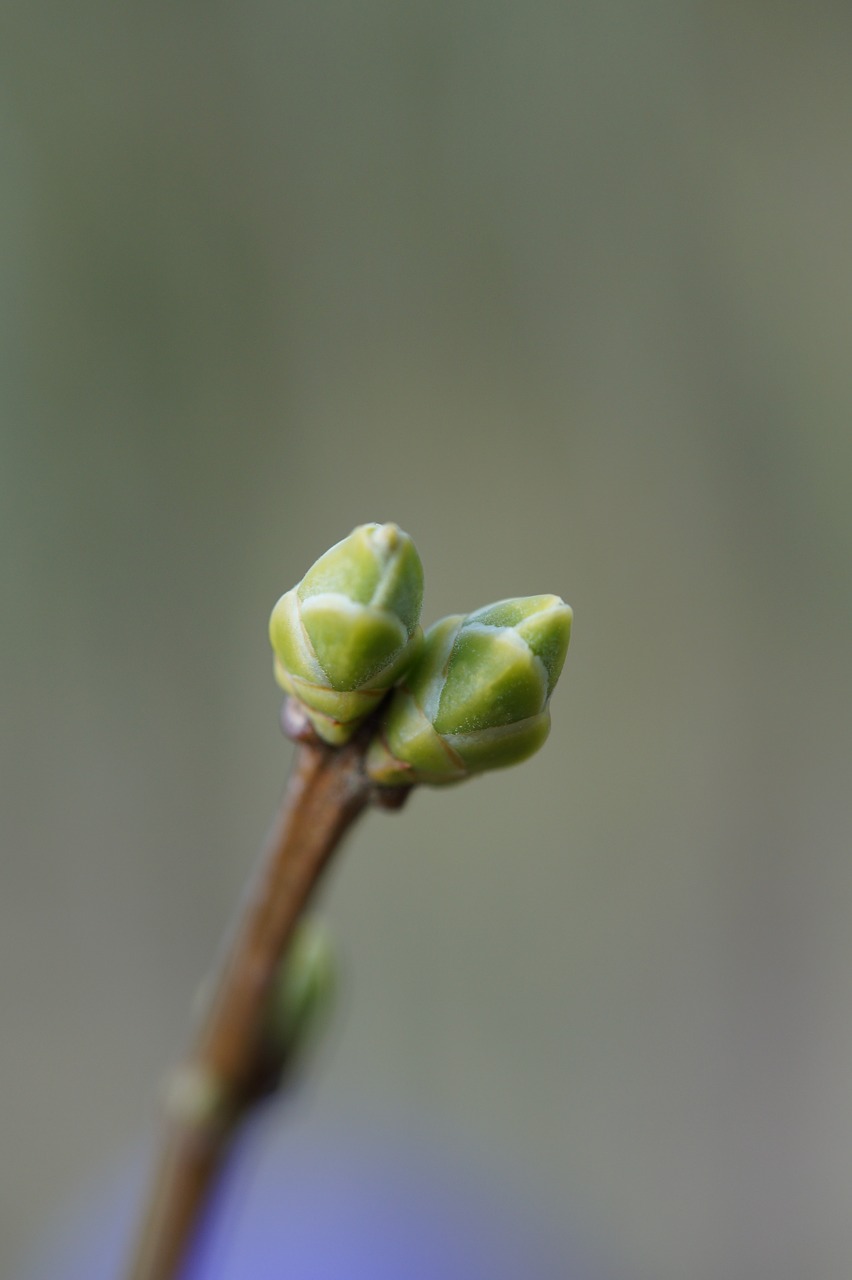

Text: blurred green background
xmin=2 ymin=4 xmax=851 ymax=1278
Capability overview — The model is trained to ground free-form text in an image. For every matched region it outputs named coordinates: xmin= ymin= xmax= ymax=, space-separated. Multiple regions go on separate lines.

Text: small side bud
xmin=163 ymin=1065 xmax=231 ymax=1133
xmin=264 ymin=919 xmax=337 ymax=1065
xmin=366 ymin=595 xmax=572 ymax=786
xmin=270 ymin=523 xmax=424 ymax=744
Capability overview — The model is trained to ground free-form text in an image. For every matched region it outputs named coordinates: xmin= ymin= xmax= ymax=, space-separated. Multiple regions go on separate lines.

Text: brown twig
xmin=125 ymin=707 xmax=395 ymax=1280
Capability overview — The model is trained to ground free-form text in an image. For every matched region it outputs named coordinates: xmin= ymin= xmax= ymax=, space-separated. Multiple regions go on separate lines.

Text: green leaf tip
xmin=366 ymin=595 xmax=572 ymax=786
xmin=270 ymin=522 xmax=425 ymax=743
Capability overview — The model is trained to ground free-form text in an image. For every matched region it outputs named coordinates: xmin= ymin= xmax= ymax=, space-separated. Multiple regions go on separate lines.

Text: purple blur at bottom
xmin=21 ymin=1108 xmax=612 ymax=1280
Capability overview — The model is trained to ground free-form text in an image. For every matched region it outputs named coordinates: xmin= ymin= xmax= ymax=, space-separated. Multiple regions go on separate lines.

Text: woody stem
xmin=124 ymin=725 xmax=373 ymax=1280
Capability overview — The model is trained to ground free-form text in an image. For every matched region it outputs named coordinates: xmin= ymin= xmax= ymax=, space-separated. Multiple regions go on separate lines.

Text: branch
xmin=125 ymin=711 xmax=387 ymax=1280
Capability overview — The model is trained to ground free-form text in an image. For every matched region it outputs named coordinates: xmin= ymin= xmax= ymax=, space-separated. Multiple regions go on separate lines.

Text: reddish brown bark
xmin=125 ymin=730 xmax=372 ymax=1280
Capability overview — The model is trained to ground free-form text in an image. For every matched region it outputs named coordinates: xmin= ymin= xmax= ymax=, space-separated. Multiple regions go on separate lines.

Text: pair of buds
xmin=269 ymin=523 xmax=572 ymax=787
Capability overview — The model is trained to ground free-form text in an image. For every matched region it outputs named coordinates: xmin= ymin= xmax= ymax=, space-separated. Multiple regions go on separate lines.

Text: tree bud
xmin=270 ymin=523 xmax=424 ymax=744
xmin=366 ymin=595 xmax=572 ymax=786
xmin=265 ymin=919 xmax=336 ymax=1063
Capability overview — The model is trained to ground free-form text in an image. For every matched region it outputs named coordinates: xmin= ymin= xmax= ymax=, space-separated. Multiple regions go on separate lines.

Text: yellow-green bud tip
xmin=370 ymin=522 xmax=400 ymax=555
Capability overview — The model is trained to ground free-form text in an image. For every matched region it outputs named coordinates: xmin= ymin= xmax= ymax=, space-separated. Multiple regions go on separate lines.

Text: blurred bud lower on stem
xmin=265 ymin=919 xmax=336 ymax=1070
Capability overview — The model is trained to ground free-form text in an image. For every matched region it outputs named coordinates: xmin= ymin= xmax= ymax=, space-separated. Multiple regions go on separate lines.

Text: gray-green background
xmin=3 ymin=5 xmax=851 ymax=1278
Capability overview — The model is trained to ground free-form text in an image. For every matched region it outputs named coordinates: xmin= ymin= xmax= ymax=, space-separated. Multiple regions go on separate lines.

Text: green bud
xmin=265 ymin=919 xmax=336 ymax=1062
xmin=270 ymin=523 xmax=425 ymax=744
xmin=366 ymin=595 xmax=572 ymax=786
